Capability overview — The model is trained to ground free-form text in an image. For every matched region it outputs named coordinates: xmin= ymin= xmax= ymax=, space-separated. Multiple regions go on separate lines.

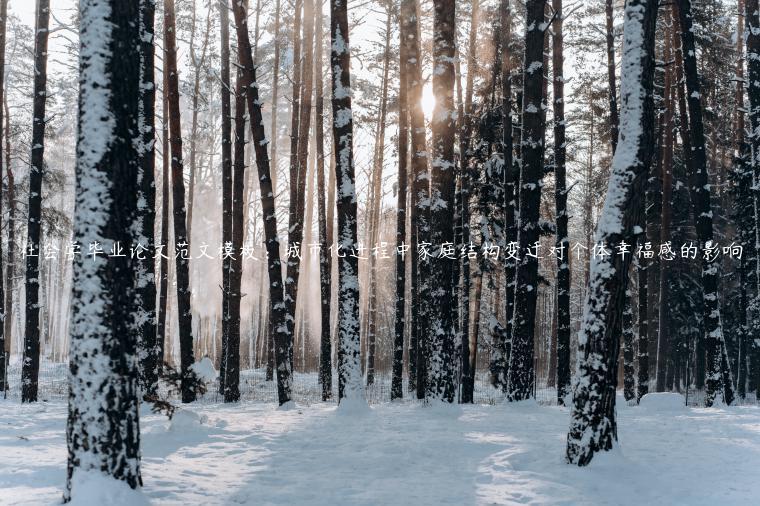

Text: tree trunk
xmin=330 ymin=0 xmax=364 ymax=404
xmin=605 ymin=0 xmax=619 ymax=154
xmin=66 ymin=0 xmax=142 ymax=496
xmin=232 ymin=0 xmax=293 ymax=404
xmin=21 ymin=0 xmax=50 ymax=403
xmin=552 ymin=0 xmax=571 ymax=405
xmin=0 ymin=0 xmax=7 ymax=393
xmin=136 ymin=0 xmax=159 ymax=399
xmin=366 ymin=6 xmax=392 ymax=387
xmin=567 ymin=0 xmax=657 ymax=466
xmin=677 ymin=0 xmax=735 ymax=407
xmin=157 ymin=56 xmax=170 ymax=372
xmin=392 ymin=0 xmax=409 ymax=401
xmin=400 ymin=0 xmax=428 ymax=397
xmin=165 ymin=0 xmax=196 ymax=403
xmin=507 ymin=0 xmax=546 ymax=402
xmin=623 ymin=285 xmax=636 ymax=401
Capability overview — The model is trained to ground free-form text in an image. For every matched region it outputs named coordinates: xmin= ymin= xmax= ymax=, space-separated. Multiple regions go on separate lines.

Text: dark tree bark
xmin=0 ymin=0 xmax=7 ymax=393
xmin=66 ymin=0 xmax=143 ymax=497
xmin=567 ymin=0 xmax=658 ymax=466
xmin=157 ymin=58 xmax=170 ymax=371
xmin=507 ymin=0 xmax=547 ymax=402
xmin=392 ymin=7 xmax=408 ymax=400
xmin=21 ymin=0 xmax=50 ymax=403
xmin=285 ymin=0 xmax=306 ymax=372
xmin=623 ymin=286 xmax=636 ymax=401
xmin=426 ymin=0 xmax=457 ymax=403
xmin=3 ymin=98 xmax=13 ymax=387
xmin=232 ymin=0 xmax=293 ymax=404
xmin=136 ymin=0 xmax=159 ymax=399
xmin=165 ymin=0 xmax=197 ymax=403
xmin=552 ymin=0 xmax=571 ymax=405
xmin=676 ymin=0 xmax=735 ymax=407
xmin=637 ymin=255 xmax=649 ymax=401
xmin=400 ymin=0 xmax=428 ymax=396
xmin=314 ymin=6 xmax=332 ymax=401
xmin=605 ymin=0 xmax=619 ymax=154
xmin=219 ymin=0 xmax=233 ymax=396
xmin=330 ymin=0 xmax=364 ymax=404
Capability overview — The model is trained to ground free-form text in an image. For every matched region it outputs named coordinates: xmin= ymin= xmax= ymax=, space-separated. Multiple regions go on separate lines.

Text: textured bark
xmin=21 ymin=0 xmax=50 ymax=403
xmin=366 ymin=6 xmax=392 ymax=387
xmin=392 ymin=7 xmax=408 ymax=399
xmin=552 ymin=0 xmax=571 ymax=405
xmin=3 ymin=99 xmax=12 ymax=372
xmin=232 ymin=0 xmax=293 ymax=404
xmin=567 ymin=0 xmax=657 ymax=466
xmin=623 ymin=287 xmax=636 ymax=401
xmin=330 ymin=0 xmax=364 ymax=403
xmin=747 ymin=0 xmax=760 ymax=399
xmin=314 ymin=7 xmax=332 ymax=401
xmin=157 ymin=58 xmax=170 ymax=371
xmin=656 ymin=7 xmax=675 ymax=393
xmin=0 ymin=0 xmax=7 ymax=393
xmin=677 ymin=0 xmax=735 ymax=407
xmin=605 ymin=0 xmax=619 ymax=154
xmin=165 ymin=0 xmax=197 ymax=403
xmin=400 ymin=0 xmax=428 ymax=396
xmin=426 ymin=0 xmax=457 ymax=403
xmin=66 ymin=0 xmax=142 ymax=497
xmin=136 ymin=0 xmax=159 ymax=398
xmin=507 ymin=0 xmax=546 ymax=402
xmin=637 ymin=256 xmax=649 ymax=401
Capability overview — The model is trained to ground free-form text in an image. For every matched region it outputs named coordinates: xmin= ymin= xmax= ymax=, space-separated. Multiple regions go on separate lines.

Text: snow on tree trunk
xmin=425 ymin=0 xmax=457 ymax=403
xmin=232 ymin=0 xmax=294 ymax=405
xmin=66 ymin=0 xmax=143 ymax=498
xmin=21 ymin=0 xmax=50 ymax=404
xmin=165 ymin=0 xmax=197 ymax=403
xmin=392 ymin=1 xmax=409 ymax=401
xmin=136 ymin=0 xmax=159 ymax=399
xmin=676 ymin=0 xmax=735 ymax=407
xmin=552 ymin=0 xmax=571 ymax=405
xmin=507 ymin=0 xmax=547 ymax=402
xmin=314 ymin=6 xmax=333 ymax=402
xmin=623 ymin=286 xmax=636 ymax=402
xmin=330 ymin=0 xmax=364 ymax=405
xmin=219 ymin=0 xmax=233 ymax=398
xmin=0 ymin=0 xmax=7 ymax=393
xmin=566 ymin=0 xmax=657 ymax=466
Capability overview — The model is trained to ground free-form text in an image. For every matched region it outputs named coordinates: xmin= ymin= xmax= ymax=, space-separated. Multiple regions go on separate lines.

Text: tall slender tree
xmin=0 ymin=0 xmax=7 ymax=393
xmin=66 ymin=0 xmax=142 ymax=498
xmin=507 ymin=0 xmax=547 ymax=402
xmin=567 ymin=0 xmax=658 ymax=466
xmin=426 ymin=0 xmax=457 ymax=402
xmin=331 ymin=0 xmax=364 ymax=404
xmin=552 ymin=0 xmax=571 ymax=405
xmin=21 ymin=0 xmax=50 ymax=403
xmin=165 ymin=0 xmax=197 ymax=403
xmin=232 ymin=0 xmax=293 ymax=404
xmin=136 ymin=0 xmax=159 ymax=399
xmin=676 ymin=0 xmax=735 ymax=406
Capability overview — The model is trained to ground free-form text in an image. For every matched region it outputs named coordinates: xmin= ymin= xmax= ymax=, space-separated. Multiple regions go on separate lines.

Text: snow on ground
xmin=1 ymin=397 xmax=759 ymax=505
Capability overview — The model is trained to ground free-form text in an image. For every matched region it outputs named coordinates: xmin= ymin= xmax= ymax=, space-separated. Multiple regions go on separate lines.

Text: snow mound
xmin=190 ymin=357 xmax=217 ymax=383
xmin=68 ymin=471 xmax=150 ymax=506
xmin=639 ymin=393 xmax=685 ymax=411
xmin=170 ymin=409 xmax=208 ymax=431
xmin=336 ymin=397 xmax=370 ymax=417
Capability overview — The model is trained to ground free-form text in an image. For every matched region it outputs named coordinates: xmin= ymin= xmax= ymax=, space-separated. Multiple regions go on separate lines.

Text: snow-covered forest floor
xmin=2 ymin=395 xmax=759 ymax=505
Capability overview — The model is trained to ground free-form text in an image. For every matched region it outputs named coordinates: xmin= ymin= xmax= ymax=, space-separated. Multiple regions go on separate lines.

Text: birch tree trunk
xmin=567 ymin=0 xmax=658 ymax=466
xmin=0 ymin=0 xmax=7 ymax=393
